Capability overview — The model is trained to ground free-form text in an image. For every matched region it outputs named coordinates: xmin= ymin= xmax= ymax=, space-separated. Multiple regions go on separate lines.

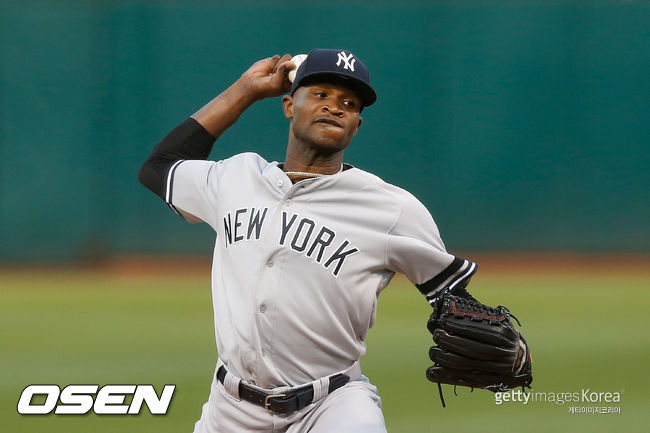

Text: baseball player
xmin=138 ymin=49 xmax=499 ymax=432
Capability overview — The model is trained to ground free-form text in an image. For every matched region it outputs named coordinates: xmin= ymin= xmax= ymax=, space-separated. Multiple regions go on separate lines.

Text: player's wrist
xmin=224 ymin=78 xmax=261 ymax=107
xmin=191 ymin=80 xmax=259 ymax=136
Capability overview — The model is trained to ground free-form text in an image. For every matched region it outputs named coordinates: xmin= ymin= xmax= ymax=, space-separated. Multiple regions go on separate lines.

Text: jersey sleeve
xmin=165 ymin=159 xmax=223 ymax=227
xmin=385 ymin=195 xmax=477 ymax=306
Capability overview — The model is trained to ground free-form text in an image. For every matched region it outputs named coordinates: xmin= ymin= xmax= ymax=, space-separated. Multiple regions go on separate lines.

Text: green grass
xmin=1 ymin=269 xmax=648 ymax=432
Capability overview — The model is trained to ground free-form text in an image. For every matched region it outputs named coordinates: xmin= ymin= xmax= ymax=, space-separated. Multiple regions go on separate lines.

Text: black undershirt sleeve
xmin=138 ymin=117 xmax=216 ymax=200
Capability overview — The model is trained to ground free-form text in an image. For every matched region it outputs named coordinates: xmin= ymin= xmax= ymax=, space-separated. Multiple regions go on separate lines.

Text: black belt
xmin=216 ymin=366 xmax=350 ymax=414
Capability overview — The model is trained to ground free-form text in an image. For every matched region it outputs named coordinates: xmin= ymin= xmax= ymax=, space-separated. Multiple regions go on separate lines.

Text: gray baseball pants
xmin=192 ymin=365 xmax=387 ymax=433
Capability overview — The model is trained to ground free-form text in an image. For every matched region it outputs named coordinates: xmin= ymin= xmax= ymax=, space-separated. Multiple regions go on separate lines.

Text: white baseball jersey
xmin=164 ymin=152 xmax=472 ymax=389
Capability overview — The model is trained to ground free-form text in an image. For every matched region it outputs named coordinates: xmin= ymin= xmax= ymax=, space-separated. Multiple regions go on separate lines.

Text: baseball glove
xmin=426 ymin=294 xmax=532 ymax=406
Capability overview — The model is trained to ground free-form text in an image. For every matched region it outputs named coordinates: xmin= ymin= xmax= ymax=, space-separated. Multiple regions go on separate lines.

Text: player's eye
xmin=314 ymin=92 xmax=327 ymax=98
xmin=344 ymin=100 xmax=357 ymax=109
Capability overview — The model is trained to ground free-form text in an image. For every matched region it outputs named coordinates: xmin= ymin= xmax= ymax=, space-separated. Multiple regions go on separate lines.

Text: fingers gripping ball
xmin=288 ymin=54 xmax=308 ymax=83
xmin=426 ymin=294 xmax=533 ymax=406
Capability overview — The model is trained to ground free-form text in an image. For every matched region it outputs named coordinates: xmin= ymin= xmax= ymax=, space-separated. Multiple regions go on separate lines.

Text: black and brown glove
xmin=426 ymin=294 xmax=533 ymax=406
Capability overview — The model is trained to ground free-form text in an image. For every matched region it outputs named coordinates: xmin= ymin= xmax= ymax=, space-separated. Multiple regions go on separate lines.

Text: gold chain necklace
xmin=284 ymin=164 xmax=343 ymax=178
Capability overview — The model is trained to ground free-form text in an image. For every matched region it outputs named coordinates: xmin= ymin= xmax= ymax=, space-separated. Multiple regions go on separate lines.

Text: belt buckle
xmin=264 ymin=393 xmax=286 ymax=414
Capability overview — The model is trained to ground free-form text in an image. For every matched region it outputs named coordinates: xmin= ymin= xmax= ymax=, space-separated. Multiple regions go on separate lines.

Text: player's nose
xmin=323 ymin=103 xmax=343 ymax=116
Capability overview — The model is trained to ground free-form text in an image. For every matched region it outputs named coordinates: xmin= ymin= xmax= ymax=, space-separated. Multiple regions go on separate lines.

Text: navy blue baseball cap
xmin=290 ymin=49 xmax=377 ymax=107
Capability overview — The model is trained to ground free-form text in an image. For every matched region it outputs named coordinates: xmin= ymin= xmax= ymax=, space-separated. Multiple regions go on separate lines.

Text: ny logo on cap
xmin=336 ymin=51 xmax=356 ymax=72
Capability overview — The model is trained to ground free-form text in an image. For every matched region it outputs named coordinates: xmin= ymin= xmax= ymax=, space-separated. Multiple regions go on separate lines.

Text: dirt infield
xmin=1 ymin=252 xmax=648 ymax=279
xmin=463 ymin=252 xmax=650 ymax=276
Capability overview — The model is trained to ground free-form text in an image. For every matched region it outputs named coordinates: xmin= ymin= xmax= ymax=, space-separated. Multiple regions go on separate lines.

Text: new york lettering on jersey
xmin=222 ymin=206 xmax=359 ymax=277
xmin=223 ymin=207 xmax=269 ymax=245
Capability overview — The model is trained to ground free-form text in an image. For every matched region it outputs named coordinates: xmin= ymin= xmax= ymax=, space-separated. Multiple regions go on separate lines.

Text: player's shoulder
xmin=217 ymin=152 xmax=273 ymax=172
xmin=348 ymin=166 xmax=427 ymax=210
xmin=348 ymin=166 xmax=441 ymax=236
xmin=221 ymin=151 xmax=268 ymax=165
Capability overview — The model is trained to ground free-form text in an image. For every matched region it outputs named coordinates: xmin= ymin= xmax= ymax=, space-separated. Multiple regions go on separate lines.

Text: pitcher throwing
xmin=139 ymin=48 xmax=531 ymax=433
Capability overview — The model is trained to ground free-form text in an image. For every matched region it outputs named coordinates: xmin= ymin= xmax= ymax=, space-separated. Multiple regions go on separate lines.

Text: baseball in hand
xmin=288 ymin=54 xmax=308 ymax=83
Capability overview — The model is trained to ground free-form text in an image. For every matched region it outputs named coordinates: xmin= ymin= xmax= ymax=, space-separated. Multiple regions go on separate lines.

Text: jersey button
xmin=276 ymin=180 xmax=284 ymax=187
xmin=259 ymin=304 xmax=267 ymax=313
xmin=266 ymin=260 xmax=273 ymax=268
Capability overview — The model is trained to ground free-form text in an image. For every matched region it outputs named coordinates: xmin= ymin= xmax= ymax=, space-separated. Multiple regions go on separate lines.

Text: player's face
xmin=283 ymin=82 xmax=363 ymax=153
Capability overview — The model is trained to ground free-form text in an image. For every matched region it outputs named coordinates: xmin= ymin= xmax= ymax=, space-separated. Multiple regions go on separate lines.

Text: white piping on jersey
xmin=448 ymin=260 xmax=477 ymax=291
xmin=165 ymin=159 xmax=185 ymax=215
xmin=425 ymin=259 xmax=477 ymax=303
xmin=165 ymin=160 xmax=185 ymax=203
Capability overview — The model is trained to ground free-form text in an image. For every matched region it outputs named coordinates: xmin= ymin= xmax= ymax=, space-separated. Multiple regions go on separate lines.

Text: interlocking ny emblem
xmin=336 ymin=51 xmax=356 ymax=71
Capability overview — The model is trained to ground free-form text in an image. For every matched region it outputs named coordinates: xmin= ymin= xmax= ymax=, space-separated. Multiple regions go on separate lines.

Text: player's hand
xmin=239 ymin=54 xmax=295 ymax=100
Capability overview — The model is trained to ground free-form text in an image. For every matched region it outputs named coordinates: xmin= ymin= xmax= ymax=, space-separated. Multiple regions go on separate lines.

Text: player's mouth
xmin=313 ymin=117 xmax=343 ymax=128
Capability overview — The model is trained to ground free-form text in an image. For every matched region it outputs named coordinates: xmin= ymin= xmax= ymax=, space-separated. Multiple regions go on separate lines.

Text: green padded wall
xmin=1 ymin=1 xmax=648 ymax=260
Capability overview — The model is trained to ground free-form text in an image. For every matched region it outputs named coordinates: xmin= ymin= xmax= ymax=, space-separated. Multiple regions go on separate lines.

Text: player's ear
xmin=282 ymin=95 xmax=294 ymax=119
xmin=353 ymin=116 xmax=363 ymax=135
xmin=350 ymin=116 xmax=362 ymax=138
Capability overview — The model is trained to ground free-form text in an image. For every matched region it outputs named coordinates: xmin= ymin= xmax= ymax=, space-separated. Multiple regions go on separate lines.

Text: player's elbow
xmin=138 ymin=158 xmax=165 ymax=199
xmin=137 ymin=161 xmax=148 ymax=187
xmin=138 ymin=159 xmax=153 ymax=189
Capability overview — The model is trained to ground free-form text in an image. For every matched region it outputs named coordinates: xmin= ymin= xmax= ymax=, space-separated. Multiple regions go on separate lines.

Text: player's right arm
xmin=138 ymin=54 xmax=295 ymax=222
xmin=192 ymin=54 xmax=294 ymax=137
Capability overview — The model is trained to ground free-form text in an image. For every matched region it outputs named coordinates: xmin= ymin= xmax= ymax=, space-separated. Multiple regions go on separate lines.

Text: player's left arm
xmin=385 ymin=197 xmax=532 ymax=403
xmin=384 ymin=196 xmax=479 ymax=304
